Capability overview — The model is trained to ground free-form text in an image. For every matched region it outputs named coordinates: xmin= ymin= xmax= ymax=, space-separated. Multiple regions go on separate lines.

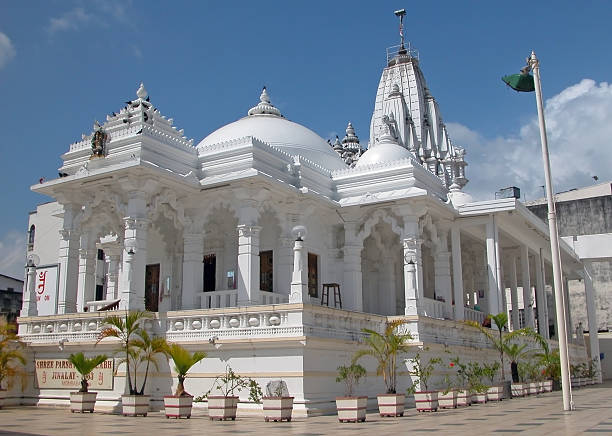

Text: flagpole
xmin=529 ymin=50 xmax=573 ymax=411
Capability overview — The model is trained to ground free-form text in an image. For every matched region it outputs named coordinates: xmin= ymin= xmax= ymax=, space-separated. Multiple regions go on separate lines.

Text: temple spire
xmin=394 ymin=9 xmax=407 ymax=54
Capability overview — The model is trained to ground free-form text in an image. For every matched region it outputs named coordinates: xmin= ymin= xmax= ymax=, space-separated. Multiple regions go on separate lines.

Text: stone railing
xmin=422 ymin=297 xmax=451 ymax=320
xmin=259 ymin=292 xmax=288 ymax=305
xmin=464 ymin=307 xmax=486 ymax=325
xmin=199 ymin=289 xmax=238 ymax=309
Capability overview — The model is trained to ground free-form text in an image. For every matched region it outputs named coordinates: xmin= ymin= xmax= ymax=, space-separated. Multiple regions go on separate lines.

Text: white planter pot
xmin=486 ymin=385 xmax=503 ymax=402
xmin=70 ymin=391 xmax=97 ymax=413
xmin=511 ymin=383 xmax=525 ymax=397
xmin=527 ymin=382 xmax=538 ymax=395
xmin=336 ymin=396 xmax=367 ymax=423
xmin=537 ymin=381 xmax=544 ymax=393
xmin=542 ymin=380 xmax=553 ymax=393
xmin=263 ymin=397 xmax=293 ymax=422
xmin=472 ymin=392 xmax=487 ymax=404
xmin=377 ymin=393 xmax=404 ymax=417
xmin=208 ymin=396 xmax=238 ymax=421
xmin=437 ymin=390 xmax=457 ymax=409
xmin=456 ymin=389 xmax=471 ymax=407
xmin=414 ymin=391 xmax=438 ymax=412
xmin=122 ymin=395 xmax=150 ymax=417
xmin=164 ymin=395 xmax=193 ymax=419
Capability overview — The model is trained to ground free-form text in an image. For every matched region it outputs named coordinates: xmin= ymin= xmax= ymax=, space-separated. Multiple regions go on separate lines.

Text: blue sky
xmin=1 ymin=1 xmax=611 ymax=277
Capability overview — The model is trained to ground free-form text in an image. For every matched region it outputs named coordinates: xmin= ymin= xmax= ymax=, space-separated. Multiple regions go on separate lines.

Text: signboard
xmin=35 ymin=265 xmax=58 ymax=316
xmin=35 ymin=359 xmax=114 ymax=390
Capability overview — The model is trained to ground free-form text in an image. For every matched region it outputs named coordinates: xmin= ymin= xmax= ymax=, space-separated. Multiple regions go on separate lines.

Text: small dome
xmin=355 ymin=140 xmax=413 ymax=168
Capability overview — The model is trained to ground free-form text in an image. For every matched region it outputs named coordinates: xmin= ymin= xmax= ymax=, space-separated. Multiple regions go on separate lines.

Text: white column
xmin=289 ymin=237 xmax=309 ymax=304
xmin=20 ymin=263 xmax=38 ymax=316
xmin=434 ymin=250 xmax=453 ymax=319
xmin=563 ymin=276 xmax=573 ymax=334
xmin=485 ymin=215 xmax=501 ymax=317
xmin=451 ymin=226 xmax=465 ymax=320
xmin=508 ymin=254 xmax=520 ymax=330
xmin=534 ymin=249 xmax=549 ymax=338
xmin=119 ymin=217 xmax=149 ymax=311
xmin=76 ymin=232 xmax=97 ymax=312
xmin=236 ymin=225 xmax=261 ymax=305
xmin=104 ymin=250 xmax=121 ymax=300
xmin=404 ymin=257 xmax=418 ymax=316
xmin=181 ymin=233 xmax=204 ymax=309
xmin=57 ymin=230 xmax=80 ymax=315
xmin=583 ymin=262 xmax=602 ymax=383
xmin=520 ymin=245 xmax=534 ymax=328
xmin=276 ymin=236 xmax=294 ymax=297
xmin=343 ymin=222 xmax=363 ymax=312
xmin=381 ymin=255 xmax=396 ymax=315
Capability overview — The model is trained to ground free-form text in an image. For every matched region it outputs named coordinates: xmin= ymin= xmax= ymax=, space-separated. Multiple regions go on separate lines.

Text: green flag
xmin=502 ymin=73 xmax=535 ymax=92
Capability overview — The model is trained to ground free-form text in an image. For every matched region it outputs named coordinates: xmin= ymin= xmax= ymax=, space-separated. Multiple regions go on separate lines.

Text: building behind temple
xmin=14 ymin=19 xmax=598 ymax=412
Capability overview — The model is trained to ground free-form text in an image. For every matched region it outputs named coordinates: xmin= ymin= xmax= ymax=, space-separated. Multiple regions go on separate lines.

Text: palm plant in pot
xmin=164 ymin=343 xmax=206 ymax=419
xmin=406 ymin=350 xmax=441 ymax=412
xmin=335 ymin=362 xmax=367 ymax=422
xmin=505 ymin=342 xmax=528 ymax=397
xmin=482 ymin=361 xmax=502 ymax=401
xmin=68 ymin=352 xmax=108 ymax=413
xmin=0 ymin=321 xmax=26 ymax=409
xmin=263 ymin=380 xmax=293 ymax=422
xmin=201 ymin=365 xmax=262 ymax=420
xmin=97 ymin=310 xmax=167 ymax=416
xmin=353 ymin=320 xmax=413 ymax=417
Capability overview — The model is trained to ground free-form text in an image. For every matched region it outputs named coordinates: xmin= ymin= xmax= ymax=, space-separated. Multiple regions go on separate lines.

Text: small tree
xmin=406 ymin=350 xmax=441 ymax=393
xmin=352 ymin=320 xmax=413 ymax=394
xmin=201 ymin=366 xmax=263 ymax=403
xmin=68 ymin=352 xmax=108 ymax=393
xmin=166 ymin=343 xmax=206 ymax=397
xmin=504 ymin=342 xmax=528 ymax=383
xmin=481 ymin=361 xmax=501 ymax=385
xmin=450 ymin=356 xmax=469 ymax=391
xmin=336 ymin=363 xmax=366 ymax=397
xmin=465 ymin=361 xmax=487 ymax=394
xmin=0 ymin=321 xmax=26 ymax=391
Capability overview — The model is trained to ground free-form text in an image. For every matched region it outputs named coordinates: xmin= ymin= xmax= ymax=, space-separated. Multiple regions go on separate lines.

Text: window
xmin=28 ymin=225 xmax=35 ymax=250
xmin=95 ymin=284 xmax=104 ymax=301
xmin=97 ymin=249 xmax=105 ymax=260
xmin=203 ymin=254 xmax=216 ymax=292
xmin=308 ymin=253 xmax=318 ymax=297
xmin=260 ymin=250 xmax=273 ymax=292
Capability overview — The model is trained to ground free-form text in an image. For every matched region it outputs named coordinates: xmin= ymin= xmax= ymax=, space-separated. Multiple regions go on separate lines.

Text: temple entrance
xmin=145 ymin=263 xmax=160 ymax=312
xmin=203 ymin=254 xmax=216 ymax=292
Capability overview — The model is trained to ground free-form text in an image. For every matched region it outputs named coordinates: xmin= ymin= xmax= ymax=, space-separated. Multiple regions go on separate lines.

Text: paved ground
xmin=1 ymin=383 xmax=612 ymax=435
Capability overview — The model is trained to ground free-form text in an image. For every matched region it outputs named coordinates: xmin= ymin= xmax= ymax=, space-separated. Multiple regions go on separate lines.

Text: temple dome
xmin=197 ymin=88 xmax=347 ymax=171
xmin=355 ymin=138 xmax=413 ymax=168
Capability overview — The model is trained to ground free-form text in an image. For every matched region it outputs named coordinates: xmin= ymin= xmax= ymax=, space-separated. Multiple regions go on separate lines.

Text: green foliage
xmin=481 ymin=361 xmax=501 ymax=385
xmin=465 ymin=361 xmax=488 ymax=394
xmin=518 ymin=359 xmax=541 ymax=382
xmin=352 ymin=320 xmax=413 ymax=394
xmin=450 ymin=356 xmax=469 ymax=389
xmin=96 ymin=310 xmax=167 ymax=396
xmin=68 ymin=352 xmax=108 ymax=393
xmin=166 ymin=343 xmax=206 ymax=396
xmin=199 ymin=366 xmax=263 ymax=404
xmin=406 ymin=349 xmax=441 ymax=394
xmin=336 ymin=363 xmax=366 ymax=397
xmin=0 ymin=321 xmax=26 ymax=391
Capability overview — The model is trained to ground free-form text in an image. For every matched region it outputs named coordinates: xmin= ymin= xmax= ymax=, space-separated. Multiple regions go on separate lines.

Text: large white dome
xmin=196 ymin=89 xmax=346 ymax=171
xmin=355 ymin=140 xmax=413 ymax=168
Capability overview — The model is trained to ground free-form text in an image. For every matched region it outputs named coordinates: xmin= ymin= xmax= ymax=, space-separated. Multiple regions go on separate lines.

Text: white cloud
xmin=448 ymin=79 xmax=612 ymax=202
xmin=0 ymin=230 xmax=26 ymax=279
xmin=0 ymin=32 xmax=16 ymax=69
xmin=47 ymin=7 xmax=92 ymax=34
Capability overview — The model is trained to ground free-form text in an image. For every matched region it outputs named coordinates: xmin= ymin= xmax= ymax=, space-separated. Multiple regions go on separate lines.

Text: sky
xmin=1 ymin=1 xmax=611 ymax=278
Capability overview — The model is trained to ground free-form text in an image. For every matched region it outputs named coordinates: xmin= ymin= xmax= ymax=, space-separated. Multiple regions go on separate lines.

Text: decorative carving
xmin=90 ymin=121 xmax=109 ymax=158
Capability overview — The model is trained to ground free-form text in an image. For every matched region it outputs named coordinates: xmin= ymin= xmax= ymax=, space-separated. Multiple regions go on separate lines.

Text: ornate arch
xmin=356 ymin=208 xmax=404 ymax=245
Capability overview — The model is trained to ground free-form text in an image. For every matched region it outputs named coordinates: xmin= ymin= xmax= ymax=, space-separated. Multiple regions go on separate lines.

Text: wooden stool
xmin=320 ymin=283 xmax=342 ymax=308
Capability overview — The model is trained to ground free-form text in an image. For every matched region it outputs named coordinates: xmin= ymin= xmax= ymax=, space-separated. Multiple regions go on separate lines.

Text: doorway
xmin=203 ymin=254 xmax=216 ymax=292
xmin=145 ymin=263 xmax=160 ymax=312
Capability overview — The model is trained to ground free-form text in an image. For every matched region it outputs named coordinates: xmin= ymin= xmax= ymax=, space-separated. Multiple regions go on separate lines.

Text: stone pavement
xmin=1 ymin=383 xmax=612 ymax=435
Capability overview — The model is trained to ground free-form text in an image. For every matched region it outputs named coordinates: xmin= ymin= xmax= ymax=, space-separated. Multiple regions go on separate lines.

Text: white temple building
xmin=16 ymin=34 xmax=598 ymax=414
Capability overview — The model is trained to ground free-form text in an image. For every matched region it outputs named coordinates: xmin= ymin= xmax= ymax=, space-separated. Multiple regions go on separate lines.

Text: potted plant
xmin=450 ymin=357 xmax=471 ymax=407
xmin=0 ymin=321 xmax=26 ymax=409
xmin=437 ymin=366 xmax=458 ymax=409
xmin=164 ymin=343 xmax=206 ymax=419
xmin=262 ymin=380 xmax=293 ymax=422
xmin=202 ymin=366 xmax=263 ymax=420
xmin=465 ymin=362 xmax=488 ymax=404
xmin=68 ymin=352 xmax=108 ymax=413
xmin=532 ymin=331 xmax=560 ymax=391
xmin=406 ymin=350 xmax=441 ymax=412
xmin=505 ymin=342 xmax=528 ymax=397
xmin=353 ymin=320 xmax=413 ymax=417
xmin=335 ymin=362 xmax=367 ymax=422
xmin=482 ymin=361 xmax=503 ymax=401
xmin=97 ymin=310 xmax=167 ymax=417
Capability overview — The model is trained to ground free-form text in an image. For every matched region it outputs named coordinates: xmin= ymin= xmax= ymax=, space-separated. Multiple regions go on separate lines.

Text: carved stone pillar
xmin=76 ymin=232 xmax=97 ymax=312
xmin=104 ymin=250 xmax=121 ymax=300
xmin=451 ymin=226 xmax=465 ymax=320
xmin=237 ymin=225 xmax=261 ymax=305
xmin=21 ymin=264 xmax=38 ymax=316
xmin=343 ymin=222 xmax=363 ymax=312
xmin=508 ymin=254 xmax=520 ymax=330
xmin=434 ymin=250 xmax=453 ymax=318
xmin=534 ymin=249 xmax=549 ymax=338
xmin=119 ymin=217 xmax=149 ymax=311
xmin=181 ymin=232 xmax=204 ymax=309
xmin=485 ymin=215 xmax=502 ymax=317
xmin=57 ymin=226 xmax=81 ymax=314
xmin=520 ymin=245 xmax=534 ymax=328
xmin=403 ymin=237 xmax=423 ymax=316
xmin=289 ymin=237 xmax=309 ymax=304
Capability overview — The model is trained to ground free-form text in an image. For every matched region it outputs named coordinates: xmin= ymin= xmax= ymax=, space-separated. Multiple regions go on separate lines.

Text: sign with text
xmin=35 ymin=359 xmax=114 ymax=390
xmin=35 ymin=265 xmax=58 ymax=316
